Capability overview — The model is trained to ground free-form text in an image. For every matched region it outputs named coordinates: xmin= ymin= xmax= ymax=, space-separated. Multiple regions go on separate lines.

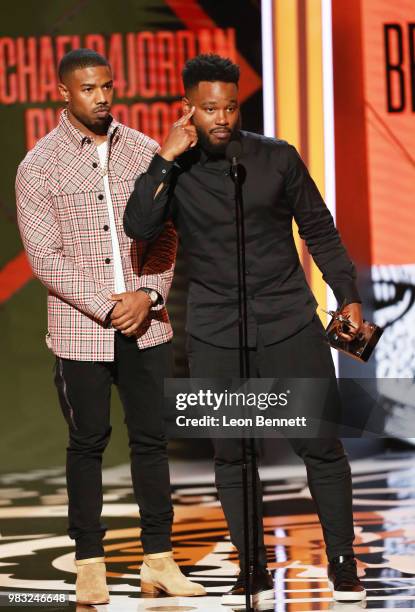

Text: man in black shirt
xmin=124 ymin=54 xmax=366 ymax=605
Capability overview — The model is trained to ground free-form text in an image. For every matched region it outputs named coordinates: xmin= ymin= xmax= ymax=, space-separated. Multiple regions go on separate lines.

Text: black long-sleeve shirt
xmin=124 ymin=131 xmax=360 ymax=348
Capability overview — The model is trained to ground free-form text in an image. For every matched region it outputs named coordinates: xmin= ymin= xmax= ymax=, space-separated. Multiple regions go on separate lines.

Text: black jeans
xmin=187 ymin=316 xmax=355 ymax=571
xmin=54 ymin=333 xmax=173 ymax=560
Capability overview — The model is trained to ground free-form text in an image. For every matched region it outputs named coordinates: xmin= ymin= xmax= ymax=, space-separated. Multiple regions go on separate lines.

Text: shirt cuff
xmin=331 ymin=282 xmax=362 ymax=306
xmin=147 ymin=154 xmax=174 ymax=183
xmin=136 ymin=276 xmax=165 ymax=310
xmin=88 ymin=287 xmax=116 ymax=324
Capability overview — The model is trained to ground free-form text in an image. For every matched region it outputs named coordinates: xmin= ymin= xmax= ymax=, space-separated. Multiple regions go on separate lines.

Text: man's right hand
xmin=110 ymin=291 xmax=151 ymax=336
xmin=159 ymin=107 xmax=198 ymax=161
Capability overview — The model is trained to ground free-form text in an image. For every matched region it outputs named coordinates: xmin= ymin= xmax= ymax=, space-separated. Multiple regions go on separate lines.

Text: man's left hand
xmin=337 ymin=302 xmax=363 ymax=341
xmin=110 ymin=291 xmax=151 ymax=336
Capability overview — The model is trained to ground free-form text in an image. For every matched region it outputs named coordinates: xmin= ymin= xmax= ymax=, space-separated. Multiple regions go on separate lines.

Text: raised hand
xmin=159 ymin=107 xmax=198 ymax=161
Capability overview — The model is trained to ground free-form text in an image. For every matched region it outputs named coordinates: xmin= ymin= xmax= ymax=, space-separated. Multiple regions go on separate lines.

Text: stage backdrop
xmin=0 ymin=0 xmax=263 ymax=471
xmin=332 ymin=0 xmax=415 ymax=380
xmin=2 ymin=0 xmax=413 ymax=472
xmin=261 ymin=0 xmax=414 ymax=391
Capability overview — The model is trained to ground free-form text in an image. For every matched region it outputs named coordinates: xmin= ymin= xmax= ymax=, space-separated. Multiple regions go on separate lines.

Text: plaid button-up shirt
xmin=16 ymin=110 xmax=176 ymax=361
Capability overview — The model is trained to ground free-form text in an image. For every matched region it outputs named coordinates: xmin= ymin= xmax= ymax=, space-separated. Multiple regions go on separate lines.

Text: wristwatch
xmin=138 ymin=287 xmax=159 ymax=306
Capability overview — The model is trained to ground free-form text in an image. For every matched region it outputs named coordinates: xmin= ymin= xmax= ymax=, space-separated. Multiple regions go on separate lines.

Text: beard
xmin=85 ymin=114 xmax=111 ymax=135
xmin=195 ymin=124 xmax=240 ymax=157
xmin=70 ymin=106 xmax=111 ymax=136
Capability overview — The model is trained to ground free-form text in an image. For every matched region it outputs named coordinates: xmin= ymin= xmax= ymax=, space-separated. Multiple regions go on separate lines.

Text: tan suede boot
xmin=75 ymin=557 xmax=110 ymax=605
xmin=140 ymin=551 xmax=206 ymax=596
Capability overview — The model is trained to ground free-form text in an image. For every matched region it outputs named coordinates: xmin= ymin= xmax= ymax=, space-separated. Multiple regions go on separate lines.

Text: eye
xmin=83 ymin=87 xmax=92 ymax=93
xmin=205 ymin=107 xmax=215 ymax=113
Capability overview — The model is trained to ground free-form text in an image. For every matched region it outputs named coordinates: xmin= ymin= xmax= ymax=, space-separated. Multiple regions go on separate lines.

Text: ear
xmin=182 ymin=97 xmax=192 ymax=114
xmin=58 ymin=83 xmax=69 ymax=103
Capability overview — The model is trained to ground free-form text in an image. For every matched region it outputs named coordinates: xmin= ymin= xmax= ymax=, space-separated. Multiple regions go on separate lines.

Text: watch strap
xmin=138 ymin=287 xmax=159 ymax=306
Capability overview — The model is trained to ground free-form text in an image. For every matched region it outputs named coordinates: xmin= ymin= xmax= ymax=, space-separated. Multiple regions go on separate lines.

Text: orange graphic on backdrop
xmin=97 ymin=506 xmax=383 ymax=580
xmin=362 ymin=0 xmax=415 ymax=265
xmin=0 ymin=251 xmax=32 ymax=303
xmin=2 ymin=1 xmax=262 ymax=304
xmin=164 ymin=0 xmax=262 ymax=104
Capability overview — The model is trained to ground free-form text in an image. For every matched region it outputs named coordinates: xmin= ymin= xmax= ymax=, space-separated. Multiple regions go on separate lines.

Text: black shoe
xmin=221 ymin=569 xmax=274 ymax=606
xmin=328 ymin=555 xmax=366 ymax=602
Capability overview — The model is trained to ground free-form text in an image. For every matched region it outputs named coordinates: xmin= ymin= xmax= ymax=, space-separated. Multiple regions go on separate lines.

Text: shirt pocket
xmin=52 ymin=191 xmax=110 ymax=263
xmin=109 ymin=139 xmax=143 ymax=183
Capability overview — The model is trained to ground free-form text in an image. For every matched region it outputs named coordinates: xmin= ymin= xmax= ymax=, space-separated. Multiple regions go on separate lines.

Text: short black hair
xmin=58 ymin=48 xmax=110 ymax=82
xmin=182 ymin=53 xmax=240 ymax=92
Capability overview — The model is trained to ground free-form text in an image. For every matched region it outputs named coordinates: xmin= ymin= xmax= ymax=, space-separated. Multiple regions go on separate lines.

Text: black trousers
xmin=187 ymin=315 xmax=355 ymax=571
xmin=54 ymin=332 xmax=173 ymax=560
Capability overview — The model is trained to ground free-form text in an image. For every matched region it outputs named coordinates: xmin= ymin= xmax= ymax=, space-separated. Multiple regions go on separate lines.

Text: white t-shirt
xmin=97 ymin=141 xmax=126 ymax=294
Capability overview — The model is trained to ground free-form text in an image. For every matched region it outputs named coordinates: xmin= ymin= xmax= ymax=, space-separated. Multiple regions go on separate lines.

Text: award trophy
xmin=322 ymin=301 xmax=383 ymax=362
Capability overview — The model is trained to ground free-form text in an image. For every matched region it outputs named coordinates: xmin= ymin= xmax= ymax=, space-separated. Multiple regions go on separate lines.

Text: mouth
xmin=373 ymin=265 xmax=415 ymax=328
xmin=372 ymin=263 xmax=415 ymax=393
xmin=210 ymin=129 xmax=231 ymax=140
xmin=94 ymin=108 xmax=110 ymax=118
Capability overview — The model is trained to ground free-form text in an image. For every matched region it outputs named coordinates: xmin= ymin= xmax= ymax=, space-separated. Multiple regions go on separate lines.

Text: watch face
xmin=140 ymin=288 xmax=158 ymax=305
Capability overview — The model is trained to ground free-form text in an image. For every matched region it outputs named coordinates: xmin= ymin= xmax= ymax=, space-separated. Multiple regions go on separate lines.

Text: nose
xmin=95 ymin=88 xmax=107 ymax=105
xmin=215 ymin=110 xmax=229 ymax=125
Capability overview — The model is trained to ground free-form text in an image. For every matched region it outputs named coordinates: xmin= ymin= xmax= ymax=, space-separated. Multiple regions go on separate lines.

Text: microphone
xmin=226 ymin=140 xmax=242 ymax=165
xmin=226 ymin=140 xmax=242 ymax=182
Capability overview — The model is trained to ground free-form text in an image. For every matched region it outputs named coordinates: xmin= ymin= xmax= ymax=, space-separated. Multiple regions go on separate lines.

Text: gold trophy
xmin=322 ymin=301 xmax=383 ymax=362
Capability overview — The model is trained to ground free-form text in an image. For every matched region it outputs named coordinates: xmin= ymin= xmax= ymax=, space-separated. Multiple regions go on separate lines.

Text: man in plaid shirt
xmin=16 ymin=49 xmax=205 ymax=604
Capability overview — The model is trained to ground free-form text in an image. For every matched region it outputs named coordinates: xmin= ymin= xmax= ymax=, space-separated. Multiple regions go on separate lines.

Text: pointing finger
xmin=177 ymin=106 xmax=195 ymax=125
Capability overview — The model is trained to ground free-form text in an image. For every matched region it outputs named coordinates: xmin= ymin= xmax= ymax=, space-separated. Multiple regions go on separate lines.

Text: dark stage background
xmin=1 ymin=0 xmax=413 ymax=472
xmin=0 ymin=0 xmax=263 ymax=472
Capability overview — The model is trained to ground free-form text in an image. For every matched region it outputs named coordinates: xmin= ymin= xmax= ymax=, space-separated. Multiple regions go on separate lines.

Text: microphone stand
xmin=230 ymin=152 xmax=258 ymax=612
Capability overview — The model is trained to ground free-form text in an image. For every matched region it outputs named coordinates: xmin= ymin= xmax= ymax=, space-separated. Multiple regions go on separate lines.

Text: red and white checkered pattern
xmin=16 ymin=110 xmax=176 ymax=361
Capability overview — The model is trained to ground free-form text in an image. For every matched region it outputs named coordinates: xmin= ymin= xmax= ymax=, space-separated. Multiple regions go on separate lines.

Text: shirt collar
xmin=198 ymin=147 xmax=228 ymax=168
xmin=58 ymin=108 xmax=121 ymax=149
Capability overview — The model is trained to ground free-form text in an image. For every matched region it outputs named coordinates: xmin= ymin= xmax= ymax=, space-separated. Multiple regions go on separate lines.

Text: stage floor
xmin=0 ymin=451 xmax=414 ymax=611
